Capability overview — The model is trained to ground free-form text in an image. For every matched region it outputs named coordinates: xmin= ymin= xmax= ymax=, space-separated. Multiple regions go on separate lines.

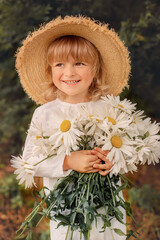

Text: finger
xmin=92 ymin=150 xmax=108 ymax=161
xmin=94 ymin=147 xmax=109 ymax=156
xmin=88 ymin=155 xmax=99 ymax=162
xmin=88 ymin=159 xmax=101 ymax=167
xmin=99 ymin=169 xmax=110 ymax=176
xmin=94 ymin=147 xmax=109 ymax=153
xmin=86 ymin=169 xmax=100 ymax=173
xmin=93 ymin=162 xmax=113 ymax=170
xmin=83 ymin=150 xmax=95 ymax=155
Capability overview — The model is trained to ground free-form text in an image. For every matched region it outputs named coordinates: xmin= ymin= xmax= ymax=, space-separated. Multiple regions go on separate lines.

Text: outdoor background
xmin=0 ymin=0 xmax=160 ymax=239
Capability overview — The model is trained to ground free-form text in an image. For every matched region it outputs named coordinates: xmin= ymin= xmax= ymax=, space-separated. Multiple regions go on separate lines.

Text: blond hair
xmin=43 ymin=35 xmax=109 ymax=101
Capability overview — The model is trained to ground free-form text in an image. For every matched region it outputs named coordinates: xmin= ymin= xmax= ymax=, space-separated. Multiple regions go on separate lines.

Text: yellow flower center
xmin=111 ymin=136 xmax=122 ymax=148
xmin=89 ymin=115 xmax=93 ymax=119
xmin=107 ymin=117 xmax=116 ymax=125
xmin=60 ymin=120 xmax=71 ymax=132
xmin=133 ymin=117 xmax=136 ymax=124
xmin=88 ymin=115 xmax=99 ymax=123
xmin=36 ymin=136 xmax=42 ymax=140
xmin=118 ymin=104 xmax=124 ymax=108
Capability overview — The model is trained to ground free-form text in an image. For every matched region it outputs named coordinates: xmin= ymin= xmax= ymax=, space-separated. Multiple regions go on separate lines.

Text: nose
xmin=64 ymin=64 xmax=75 ymax=77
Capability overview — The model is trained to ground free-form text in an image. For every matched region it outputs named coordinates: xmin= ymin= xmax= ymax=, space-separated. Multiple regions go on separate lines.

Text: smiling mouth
xmin=62 ymin=80 xmax=80 ymax=85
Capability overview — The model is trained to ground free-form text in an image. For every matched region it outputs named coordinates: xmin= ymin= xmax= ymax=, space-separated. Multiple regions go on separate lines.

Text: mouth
xmin=62 ymin=80 xmax=80 ymax=85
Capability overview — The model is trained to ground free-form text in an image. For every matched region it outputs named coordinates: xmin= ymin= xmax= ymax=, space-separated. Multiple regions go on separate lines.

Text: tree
xmin=0 ymin=0 xmax=151 ymax=156
xmin=119 ymin=0 xmax=160 ymax=120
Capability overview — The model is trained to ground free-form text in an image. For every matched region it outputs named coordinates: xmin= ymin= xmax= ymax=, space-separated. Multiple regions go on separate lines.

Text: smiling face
xmin=46 ymin=36 xmax=104 ymax=103
xmin=51 ymin=56 xmax=95 ymax=103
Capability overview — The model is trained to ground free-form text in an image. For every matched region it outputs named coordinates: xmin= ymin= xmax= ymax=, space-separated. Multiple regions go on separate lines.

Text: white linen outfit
xmin=22 ymin=98 xmax=126 ymax=240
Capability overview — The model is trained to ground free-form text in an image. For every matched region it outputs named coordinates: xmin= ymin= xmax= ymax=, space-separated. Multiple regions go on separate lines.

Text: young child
xmin=14 ymin=16 xmax=131 ymax=239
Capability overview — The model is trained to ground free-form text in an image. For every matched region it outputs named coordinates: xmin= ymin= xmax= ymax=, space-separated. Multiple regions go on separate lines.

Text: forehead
xmin=49 ymin=36 xmax=97 ymax=64
xmin=53 ymin=55 xmax=88 ymax=63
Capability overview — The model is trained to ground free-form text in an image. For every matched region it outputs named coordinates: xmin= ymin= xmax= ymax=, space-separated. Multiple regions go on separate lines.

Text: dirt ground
xmin=0 ymin=155 xmax=160 ymax=240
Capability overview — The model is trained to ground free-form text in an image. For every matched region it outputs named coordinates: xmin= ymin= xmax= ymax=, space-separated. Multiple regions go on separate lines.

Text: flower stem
xmin=65 ymin=226 xmax=70 ymax=240
xmin=70 ymin=229 xmax=73 ymax=240
xmin=46 ymin=182 xmax=70 ymax=216
xmin=87 ymin=229 xmax=90 ymax=240
xmin=107 ymin=175 xmax=116 ymax=207
xmin=120 ymin=174 xmax=137 ymax=187
xmin=86 ymin=173 xmax=93 ymax=200
xmin=109 ymin=228 xmax=115 ymax=240
xmin=34 ymin=153 xmax=56 ymax=166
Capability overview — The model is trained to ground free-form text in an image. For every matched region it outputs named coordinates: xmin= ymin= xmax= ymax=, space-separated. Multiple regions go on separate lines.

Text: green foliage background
xmin=0 ymin=0 xmax=160 ymax=157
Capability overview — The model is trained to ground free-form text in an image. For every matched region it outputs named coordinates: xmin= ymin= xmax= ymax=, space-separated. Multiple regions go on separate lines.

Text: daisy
xmin=129 ymin=110 xmax=145 ymax=136
xmin=144 ymin=120 xmax=160 ymax=140
xmin=99 ymin=129 xmax=135 ymax=175
xmin=133 ymin=138 xmax=150 ymax=163
xmin=77 ymin=102 xmax=102 ymax=135
xmin=47 ymin=107 xmax=83 ymax=155
xmin=28 ymin=117 xmax=50 ymax=156
xmin=98 ymin=104 xmax=132 ymax=133
xmin=101 ymin=94 xmax=136 ymax=114
xmin=142 ymin=137 xmax=160 ymax=165
xmin=10 ymin=155 xmax=41 ymax=188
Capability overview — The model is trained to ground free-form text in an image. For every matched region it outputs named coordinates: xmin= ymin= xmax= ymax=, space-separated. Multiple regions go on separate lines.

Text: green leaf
xmin=113 ymin=228 xmax=126 ymax=236
xmin=26 ymin=230 xmax=33 ymax=240
xmin=55 ymin=213 xmax=70 ymax=225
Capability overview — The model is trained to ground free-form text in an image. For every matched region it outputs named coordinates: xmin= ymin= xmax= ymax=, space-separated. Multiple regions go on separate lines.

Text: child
xmin=14 ymin=16 xmax=131 ymax=239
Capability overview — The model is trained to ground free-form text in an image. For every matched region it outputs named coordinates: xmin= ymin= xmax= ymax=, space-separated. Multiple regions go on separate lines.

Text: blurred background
xmin=0 ymin=0 xmax=160 ymax=239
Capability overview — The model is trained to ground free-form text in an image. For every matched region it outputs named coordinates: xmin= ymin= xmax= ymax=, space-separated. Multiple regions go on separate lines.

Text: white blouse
xmin=22 ymin=98 xmax=126 ymax=240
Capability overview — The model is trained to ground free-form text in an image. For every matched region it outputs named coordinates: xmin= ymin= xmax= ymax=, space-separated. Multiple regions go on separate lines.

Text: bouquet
xmin=11 ymin=95 xmax=160 ymax=240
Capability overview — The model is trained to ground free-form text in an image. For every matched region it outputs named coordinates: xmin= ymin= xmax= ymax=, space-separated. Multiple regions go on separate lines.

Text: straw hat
xmin=16 ymin=15 xmax=131 ymax=105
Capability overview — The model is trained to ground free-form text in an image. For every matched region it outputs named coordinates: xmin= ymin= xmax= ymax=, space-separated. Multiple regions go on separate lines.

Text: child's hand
xmin=92 ymin=147 xmax=113 ymax=176
xmin=63 ymin=150 xmax=101 ymax=173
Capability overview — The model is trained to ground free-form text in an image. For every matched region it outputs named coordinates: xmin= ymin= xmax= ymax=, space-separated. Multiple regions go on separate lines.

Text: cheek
xmin=86 ymin=67 xmax=95 ymax=79
xmin=86 ymin=71 xmax=95 ymax=83
xmin=51 ymin=70 xmax=61 ymax=83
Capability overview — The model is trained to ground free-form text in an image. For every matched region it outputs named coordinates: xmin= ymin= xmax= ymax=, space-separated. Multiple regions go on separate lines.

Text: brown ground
xmin=0 ymin=155 xmax=160 ymax=240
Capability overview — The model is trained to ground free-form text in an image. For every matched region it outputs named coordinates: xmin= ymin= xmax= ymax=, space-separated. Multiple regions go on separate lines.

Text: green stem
xmin=70 ymin=229 xmax=73 ymax=240
xmin=86 ymin=173 xmax=93 ymax=200
xmin=36 ymin=214 xmax=45 ymax=226
xmin=34 ymin=153 xmax=56 ymax=166
xmin=25 ymin=194 xmax=48 ymax=222
xmin=80 ymin=230 xmax=82 ymax=239
xmin=107 ymin=175 xmax=116 ymax=207
xmin=72 ymin=184 xmax=87 ymax=226
xmin=119 ymin=174 xmax=137 ymax=188
xmin=109 ymin=228 xmax=115 ymax=240
xmin=65 ymin=226 xmax=70 ymax=240
xmin=46 ymin=182 xmax=70 ymax=216
xmin=78 ymin=173 xmax=85 ymax=182
xmin=117 ymin=195 xmax=138 ymax=225
xmin=87 ymin=229 xmax=90 ymax=240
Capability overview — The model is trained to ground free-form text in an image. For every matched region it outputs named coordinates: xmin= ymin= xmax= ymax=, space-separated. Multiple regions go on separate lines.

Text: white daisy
xmin=101 ymin=94 xmax=136 ymax=114
xmin=128 ymin=110 xmax=145 ymax=137
xmin=98 ymin=104 xmax=132 ymax=133
xmin=99 ymin=129 xmax=136 ymax=175
xmin=142 ymin=138 xmax=160 ymax=165
xmin=10 ymin=155 xmax=42 ymax=188
xmin=47 ymin=107 xmax=83 ymax=155
xmin=28 ymin=117 xmax=50 ymax=156
xmin=132 ymin=138 xmax=150 ymax=164
xmin=144 ymin=121 xmax=160 ymax=140
xmin=77 ymin=102 xmax=103 ymax=135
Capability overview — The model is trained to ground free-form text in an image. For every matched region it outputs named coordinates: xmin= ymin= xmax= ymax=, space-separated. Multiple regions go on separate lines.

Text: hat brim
xmin=16 ymin=16 xmax=131 ymax=104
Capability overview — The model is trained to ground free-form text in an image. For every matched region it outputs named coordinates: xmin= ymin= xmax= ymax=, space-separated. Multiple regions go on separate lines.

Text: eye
xmin=54 ymin=63 xmax=64 ymax=67
xmin=75 ymin=62 xmax=84 ymax=66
